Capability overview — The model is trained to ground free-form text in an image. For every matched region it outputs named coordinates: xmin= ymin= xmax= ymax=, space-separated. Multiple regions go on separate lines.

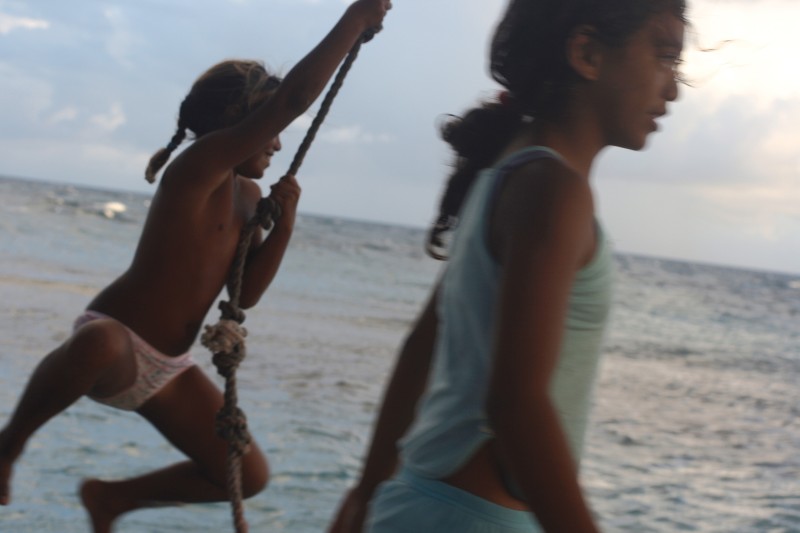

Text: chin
xmin=612 ymin=137 xmax=648 ymax=152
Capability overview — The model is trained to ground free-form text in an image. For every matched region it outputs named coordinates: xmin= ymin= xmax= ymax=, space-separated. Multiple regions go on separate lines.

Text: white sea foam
xmin=100 ymin=200 xmax=127 ymax=219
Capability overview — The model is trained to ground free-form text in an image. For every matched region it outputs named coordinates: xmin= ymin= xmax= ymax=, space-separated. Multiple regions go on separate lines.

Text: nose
xmin=272 ymin=136 xmax=282 ymax=152
xmin=665 ymin=73 xmax=680 ymax=103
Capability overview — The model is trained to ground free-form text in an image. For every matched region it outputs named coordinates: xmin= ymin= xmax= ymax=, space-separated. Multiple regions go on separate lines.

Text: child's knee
xmin=241 ymin=446 xmax=269 ymax=498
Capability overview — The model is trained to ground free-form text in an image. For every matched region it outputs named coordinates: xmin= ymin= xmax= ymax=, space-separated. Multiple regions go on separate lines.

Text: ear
xmin=566 ymin=25 xmax=604 ymax=81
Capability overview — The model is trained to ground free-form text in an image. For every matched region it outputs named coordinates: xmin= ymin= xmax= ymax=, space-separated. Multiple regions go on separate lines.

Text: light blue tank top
xmin=400 ymin=146 xmax=614 ymax=482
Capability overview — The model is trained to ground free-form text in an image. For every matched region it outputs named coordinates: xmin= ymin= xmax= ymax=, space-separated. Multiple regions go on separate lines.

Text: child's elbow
xmin=238 ymin=292 xmax=262 ymax=310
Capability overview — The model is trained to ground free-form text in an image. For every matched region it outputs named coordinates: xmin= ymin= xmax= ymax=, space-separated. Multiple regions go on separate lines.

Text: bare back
xmin=89 ymin=160 xmax=263 ymax=356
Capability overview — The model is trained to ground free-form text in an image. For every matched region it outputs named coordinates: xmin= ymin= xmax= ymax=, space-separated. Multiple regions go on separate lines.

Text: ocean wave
xmin=2 ymin=176 xmax=799 ymax=532
xmin=98 ymin=201 xmax=127 ymax=219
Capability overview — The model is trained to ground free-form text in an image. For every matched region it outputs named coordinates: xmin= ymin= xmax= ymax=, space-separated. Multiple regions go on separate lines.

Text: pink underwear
xmin=74 ymin=310 xmax=196 ymax=411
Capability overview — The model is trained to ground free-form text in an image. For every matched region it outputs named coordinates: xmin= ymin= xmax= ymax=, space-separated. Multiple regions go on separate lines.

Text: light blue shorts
xmin=366 ymin=468 xmax=539 ymax=533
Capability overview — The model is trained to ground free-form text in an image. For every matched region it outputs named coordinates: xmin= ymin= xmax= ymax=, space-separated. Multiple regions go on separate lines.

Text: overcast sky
xmin=1 ymin=0 xmax=798 ymax=275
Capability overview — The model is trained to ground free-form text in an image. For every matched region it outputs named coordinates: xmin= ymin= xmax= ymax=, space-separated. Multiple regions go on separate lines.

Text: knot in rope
xmin=254 ymin=196 xmax=282 ymax=231
xmin=212 ymin=348 xmax=247 ymax=380
xmin=218 ymin=300 xmax=246 ymax=324
xmin=201 ymin=319 xmax=248 ymax=357
xmin=216 ymin=407 xmax=252 ymax=456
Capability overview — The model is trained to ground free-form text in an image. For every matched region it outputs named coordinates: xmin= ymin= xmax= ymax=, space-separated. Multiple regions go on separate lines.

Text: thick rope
xmin=286 ymin=29 xmax=375 ymax=176
xmin=200 ymin=29 xmax=376 ymax=533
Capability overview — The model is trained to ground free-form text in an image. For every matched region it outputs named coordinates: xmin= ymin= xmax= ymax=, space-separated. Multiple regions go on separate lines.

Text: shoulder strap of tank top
xmin=488 ymin=145 xmax=564 ymax=204
xmin=497 ymin=145 xmax=562 ymax=177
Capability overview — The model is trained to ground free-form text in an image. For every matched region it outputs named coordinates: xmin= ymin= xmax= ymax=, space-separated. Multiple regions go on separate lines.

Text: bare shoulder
xmin=238 ymin=175 xmax=263 ymax=201
xmin=506 ymin=157 xmax=592 ymax=214
xmin=157 ymin=140 xmax=234 ymax=200
xmin=490 ymin=157 xmax=595 ymax=263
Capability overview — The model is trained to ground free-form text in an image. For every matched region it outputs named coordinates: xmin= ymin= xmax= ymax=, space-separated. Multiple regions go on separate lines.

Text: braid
xmin=144 ymin=126 xmax=187 ymax=184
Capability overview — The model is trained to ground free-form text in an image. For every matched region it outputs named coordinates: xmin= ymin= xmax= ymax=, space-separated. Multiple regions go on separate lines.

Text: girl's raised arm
xmin=172 ymin=0 xmax=390 ymax=190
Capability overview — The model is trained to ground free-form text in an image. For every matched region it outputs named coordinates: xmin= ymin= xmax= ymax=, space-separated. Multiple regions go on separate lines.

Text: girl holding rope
xmin=331 ymin=0 xmax=686 ymax=531
xmin=0 ymin=1 xmax=390 ymax=531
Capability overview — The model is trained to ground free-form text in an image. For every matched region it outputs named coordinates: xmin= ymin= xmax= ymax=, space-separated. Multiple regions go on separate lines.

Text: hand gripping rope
xmin=200 ymin=27 xmax=380 ymax=533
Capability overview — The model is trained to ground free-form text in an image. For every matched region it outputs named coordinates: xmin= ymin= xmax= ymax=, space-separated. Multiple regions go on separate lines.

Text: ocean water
xmin=0 ymin=175 xmax=798 ymax=532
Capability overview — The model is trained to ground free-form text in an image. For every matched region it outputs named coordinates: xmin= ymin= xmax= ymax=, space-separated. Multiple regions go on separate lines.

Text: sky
xmin=1 ymin=0 xmax=799 ymax=275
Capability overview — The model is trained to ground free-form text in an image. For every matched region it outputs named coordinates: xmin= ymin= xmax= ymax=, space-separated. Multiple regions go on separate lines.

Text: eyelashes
xmin=660 ymin=55 xmax=686 ymax=84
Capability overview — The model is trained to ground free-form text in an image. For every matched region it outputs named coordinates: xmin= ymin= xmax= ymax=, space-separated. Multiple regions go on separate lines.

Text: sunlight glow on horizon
xmin=685 ymin=0 xmax=800 ymax=104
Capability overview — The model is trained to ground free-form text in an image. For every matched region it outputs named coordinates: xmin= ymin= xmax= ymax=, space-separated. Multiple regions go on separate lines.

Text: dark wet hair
xmin=145 ymin=60 xmax=282 ymax=183
xmin=427 ymin=0 xmax=687 ymax=260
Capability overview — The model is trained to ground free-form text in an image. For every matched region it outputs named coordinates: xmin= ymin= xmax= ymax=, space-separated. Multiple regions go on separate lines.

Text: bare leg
xmin=79 ymin=367 xmax=269 ymax=533
xmin=0 ymin=319 xmax=136 ymax=505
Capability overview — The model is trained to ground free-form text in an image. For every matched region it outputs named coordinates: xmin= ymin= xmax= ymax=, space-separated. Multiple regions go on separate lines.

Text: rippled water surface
xmin=1 ymin=176 xmax=798 ymax=532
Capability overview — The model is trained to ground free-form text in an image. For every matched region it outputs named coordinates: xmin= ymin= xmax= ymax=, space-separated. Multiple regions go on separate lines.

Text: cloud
xmin=288 ymin=113 xmax=314 ymax=132
xmin=286 ymin=114 xmax=392 ymax=144
xmin=599 ymin=89 xmax=800 ymax=196
xmin=686 ymin=0 xmax=800 ymax=104
xmin=0 ymin=0 xmax=797 ymax=274
xmin=102 ymin=6 xmax=142 ymax=68
xmin=49 ymin=107 xmax=79 ymax=125
xmin=0 ymin=12 xmax=49 ymax=35
xmin=90 ymin=103 xmax=126 ymax=132
xmin=0 ymin=135 xmax=149 ymax=189
xmin=697 ymin=182 xmax=800 ymax=223
xmin=0 ymin=62 xmax=54 ymax=130
xmin=80 ymin=142 xmax=145 ymax=168
xmin=596 ymin=176 xmax=800 ymax=272
xmin=321 ymin=125 xmax=393 ymax=144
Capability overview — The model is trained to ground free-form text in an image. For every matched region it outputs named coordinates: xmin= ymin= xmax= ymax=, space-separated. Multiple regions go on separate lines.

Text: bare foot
xmin=80 ymin=479 xmax=127 ymax=533
xmin=0 ymin=457 xmax=13 ymax=505
xmin=0 ymin=430 xmax=22 ymax=506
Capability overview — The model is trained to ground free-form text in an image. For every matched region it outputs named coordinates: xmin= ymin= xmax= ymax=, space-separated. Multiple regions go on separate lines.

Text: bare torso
xmin=88 ymin=170 xmax=262 ymax=356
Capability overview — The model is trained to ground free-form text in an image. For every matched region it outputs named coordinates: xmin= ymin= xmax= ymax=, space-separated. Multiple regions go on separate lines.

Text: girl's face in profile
xmin=236 ymin=135 xmax=282 ymax=180
xmin=593 ymin=10 xmax=685 ymax=150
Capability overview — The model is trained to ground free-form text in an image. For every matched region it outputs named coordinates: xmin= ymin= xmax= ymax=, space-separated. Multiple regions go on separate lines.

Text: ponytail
xmin=144 ymin=126 xmax=187 ymax=184
xmin=426 ymin=97 xmax=524 ymax=260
